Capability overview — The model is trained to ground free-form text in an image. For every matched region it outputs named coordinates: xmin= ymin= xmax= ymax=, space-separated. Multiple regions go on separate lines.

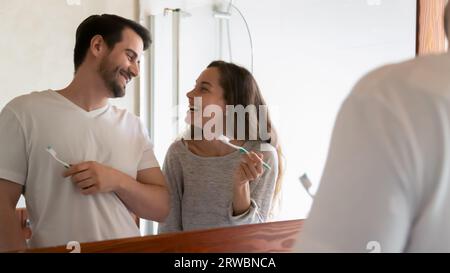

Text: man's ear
xmin=90 ymin=35 xmax=107 ymax=58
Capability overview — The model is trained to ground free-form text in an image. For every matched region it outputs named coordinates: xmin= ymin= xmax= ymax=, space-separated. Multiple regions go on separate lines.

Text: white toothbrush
xmin=299 ymin=173 xmax=314 ymax=198
xmin=46 ymin=146 xmax=70 ymax=169
xmin=217 ymin=135 xmax=271 ymax=170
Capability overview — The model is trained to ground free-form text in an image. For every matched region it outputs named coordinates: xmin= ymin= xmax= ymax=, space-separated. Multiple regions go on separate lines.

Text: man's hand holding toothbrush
xmin=63 ymin=161 xmax=124 ymax=195
xmin=62 ymin=161 xmax=170 ymax=222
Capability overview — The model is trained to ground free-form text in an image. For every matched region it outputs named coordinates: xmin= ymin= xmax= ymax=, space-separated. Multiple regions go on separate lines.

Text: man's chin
xmin=110 ymin=85 xmax=126 ymax=98
xmin=115 ymin=91 xmax=125 ymax=98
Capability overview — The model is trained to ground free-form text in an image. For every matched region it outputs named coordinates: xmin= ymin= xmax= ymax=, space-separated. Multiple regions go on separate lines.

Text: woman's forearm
xmin=232 ymin=183 xmax=251 ymax=216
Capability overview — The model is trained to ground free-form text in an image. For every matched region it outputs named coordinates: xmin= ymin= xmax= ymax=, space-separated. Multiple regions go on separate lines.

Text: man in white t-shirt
xmin=295 ymin=4 xmax=450 ymax=253
xmin=0 ymin=14 xmax=170 ymax=251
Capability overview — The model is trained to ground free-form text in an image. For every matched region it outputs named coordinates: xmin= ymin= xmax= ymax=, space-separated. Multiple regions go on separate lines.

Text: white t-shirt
xmin=0 ymin=90 xmax=159 ymax=248
xmin=295 ymin=52 xmax=450 ymax=253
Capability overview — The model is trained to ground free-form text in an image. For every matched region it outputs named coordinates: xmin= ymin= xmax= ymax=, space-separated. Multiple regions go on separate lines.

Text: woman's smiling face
xmin=185 ymin=67 xmax=227 ymax=127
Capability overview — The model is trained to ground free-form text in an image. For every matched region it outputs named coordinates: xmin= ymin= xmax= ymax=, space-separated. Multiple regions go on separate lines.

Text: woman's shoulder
xmin=165 ymin=140 xmax=188 ymax=159
xmin=246 ymin=141 xmax=276 ymax=152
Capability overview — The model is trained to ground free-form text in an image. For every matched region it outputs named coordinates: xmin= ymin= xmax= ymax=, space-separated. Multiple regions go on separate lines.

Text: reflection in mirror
xmin=0 ymin=0 xmax=415 ymax=251
xmin=151 ymin=0 xmax=416 ymax=231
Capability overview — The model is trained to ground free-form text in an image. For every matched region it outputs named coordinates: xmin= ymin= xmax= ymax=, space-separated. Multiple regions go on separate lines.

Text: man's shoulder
xmin=353 ymin=59 xmax=413 ymax=93
xmin=107 ymin=105 xmax=153 ymax=141
xmin=353 ymin=53 xmax=450 ymax=98
xmin=109 ymin=104 xmax=141 ymax=123
xmin=5 ymin=90 xmax=52 ymax=113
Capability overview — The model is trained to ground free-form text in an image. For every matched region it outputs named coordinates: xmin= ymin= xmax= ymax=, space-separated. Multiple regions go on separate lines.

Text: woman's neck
xmin=184 ymin=139 xmax=246 ymax=157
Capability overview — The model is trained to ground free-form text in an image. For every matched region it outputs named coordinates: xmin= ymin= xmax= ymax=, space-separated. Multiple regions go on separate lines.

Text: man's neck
xmin=58 ymin=67 xmax=111 ymax=112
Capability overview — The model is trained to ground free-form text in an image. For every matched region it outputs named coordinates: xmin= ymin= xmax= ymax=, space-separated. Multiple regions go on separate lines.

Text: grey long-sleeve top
xmin=158 ymin=140 xmax=278 ymax=233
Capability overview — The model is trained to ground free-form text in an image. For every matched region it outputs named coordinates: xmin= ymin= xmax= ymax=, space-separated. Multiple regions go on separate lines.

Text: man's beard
xmin=98 ymin=57 xmax=126 ymax=98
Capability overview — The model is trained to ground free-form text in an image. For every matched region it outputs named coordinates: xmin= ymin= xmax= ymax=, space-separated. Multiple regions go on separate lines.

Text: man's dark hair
xmin=73 ymin=14 xmax=151 ymax=72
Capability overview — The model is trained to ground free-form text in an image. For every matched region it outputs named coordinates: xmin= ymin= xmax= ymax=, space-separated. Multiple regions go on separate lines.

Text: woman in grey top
xmin=158 ymin=61 xmax=283 ymax=233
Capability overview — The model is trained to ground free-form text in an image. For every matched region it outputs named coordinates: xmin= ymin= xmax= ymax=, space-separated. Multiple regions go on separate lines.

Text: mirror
xmin=0 ymin=0 xmax=416 ymax=250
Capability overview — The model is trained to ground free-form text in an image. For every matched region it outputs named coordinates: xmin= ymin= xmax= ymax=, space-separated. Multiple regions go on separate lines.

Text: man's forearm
xmin=0 ymin=207 xmax=27 ymax=252
xmin=115 ymin=173 xmax=170 ymax=222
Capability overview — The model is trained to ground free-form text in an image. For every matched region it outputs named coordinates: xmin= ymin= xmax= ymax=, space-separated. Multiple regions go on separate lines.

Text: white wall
xmin=0 ymin=0 xmax=139 ymax=112
xmin=0 ymin=0 xmax=140 ymax=207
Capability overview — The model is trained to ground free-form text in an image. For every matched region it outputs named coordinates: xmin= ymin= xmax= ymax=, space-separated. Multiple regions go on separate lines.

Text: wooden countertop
xmin=20 ymin=219 xmax=303 ymax=253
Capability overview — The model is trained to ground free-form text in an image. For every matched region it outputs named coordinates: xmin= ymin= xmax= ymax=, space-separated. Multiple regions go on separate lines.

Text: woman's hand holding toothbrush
xmin=232 ymin=151 xmax=264 ymax=216
xmin=234 ymin=151 xmax=264 ymax=186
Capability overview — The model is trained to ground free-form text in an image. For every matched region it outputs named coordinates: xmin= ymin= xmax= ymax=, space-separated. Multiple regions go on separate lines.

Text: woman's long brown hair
xmin=207 ymin=60 xmax=284 ymax=219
